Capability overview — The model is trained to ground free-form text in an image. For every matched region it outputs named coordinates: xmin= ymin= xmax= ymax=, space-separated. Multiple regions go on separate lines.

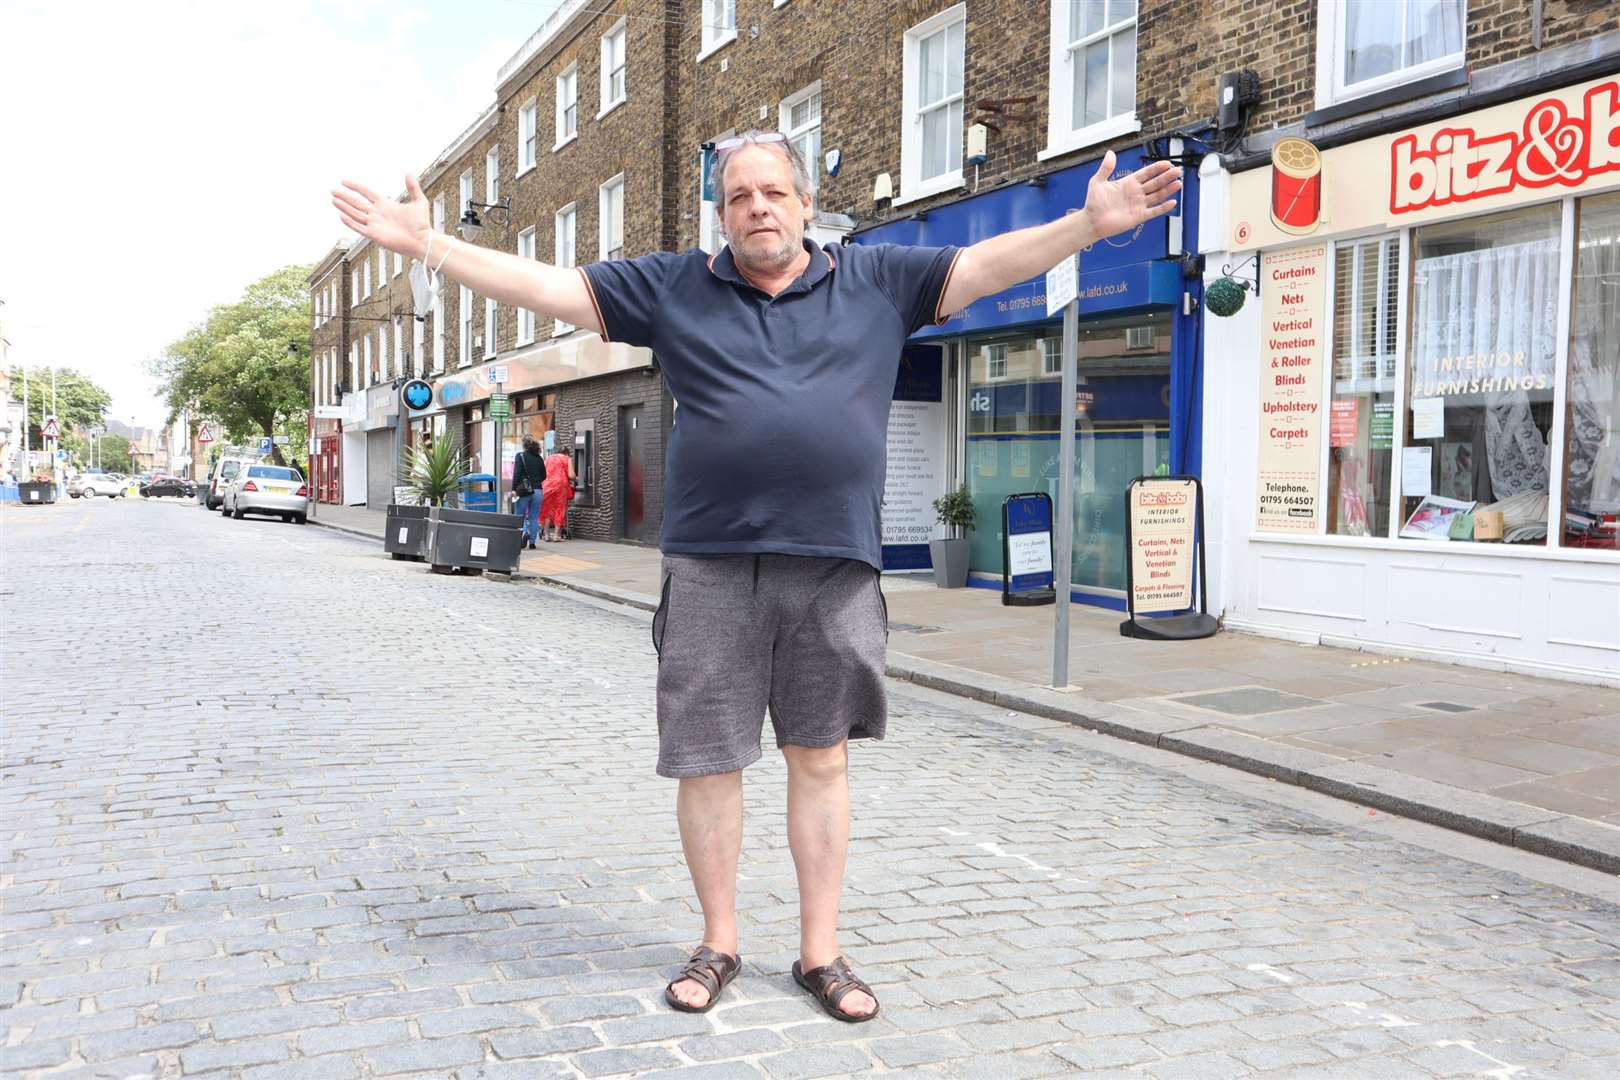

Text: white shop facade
xmin=1198 ymin=74 xmax=1620 ymax=685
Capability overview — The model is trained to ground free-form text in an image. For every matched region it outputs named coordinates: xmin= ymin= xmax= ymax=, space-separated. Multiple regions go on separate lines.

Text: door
xmin=318 ymin=437 xmax=341 ymax=503
xmin=619 ymin=404 xmax=646 ymax=542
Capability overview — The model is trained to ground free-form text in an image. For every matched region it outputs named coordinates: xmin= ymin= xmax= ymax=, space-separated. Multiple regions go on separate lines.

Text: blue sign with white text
xmin=1004 ymin=492 xmax=1055 ymax=594
xmin=852 ymin=147 xmax=1187 ymax=335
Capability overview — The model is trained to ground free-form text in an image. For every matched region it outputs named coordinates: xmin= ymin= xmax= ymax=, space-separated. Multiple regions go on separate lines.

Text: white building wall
xmin=1197 ymin=156 xmax=1620 ymax=686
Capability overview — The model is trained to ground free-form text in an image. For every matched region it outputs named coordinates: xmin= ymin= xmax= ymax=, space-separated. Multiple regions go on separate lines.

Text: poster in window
xmin=1256 ymin=245 xmax=1329 ymax=532
xmin=1330 ymin=400 xmax=1358 ymax=447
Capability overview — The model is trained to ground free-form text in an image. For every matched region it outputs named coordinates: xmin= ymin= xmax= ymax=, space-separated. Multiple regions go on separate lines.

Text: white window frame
xmin=393 ymin=251 xmax=402 ymax=277
xmin=362 ymin=261 xmax=371 ymax=299
xmin=599 ymin=176 xmax=624 ymax=262
xmin=430 ymin=198 xmax=446 ymax=372
xmin=1042 ymin=337 xmax=1062 ymax=376
xmin=555 ymin=203 xmax=577 ymax=335
xmin=600 ymin=19 xmax=627 ymax=117
xmin=699 ymin=0 xmax=737 ymax=61
xmin=484 ymin=297 xmax=497 ymax=359
xmin=1041 ymin=0 xmax=1141 ymax=161
xmin=1314 ymin=0 xmax=1467 ymax=111
xmin=700 ymin=128 xmax=734 ymax=255
xmin=459 ymin=169 xmax=474 ymax=219
xmin=985 ymin=343 xmax=1008 ymax=382
xmin=363 ymin=334 xmax=372 ymax=387
xmin=555 ymin=64 xmax=578 ymax=149
xmin=899 ymin=4 xmax=966 ymax=206
xmin=378 ymin=246 xmax=387 ymax=285
xmin=459 ymin=285 xmax=474 ymax=367
xmin=350 ymin=270 xmax=359 ymax=306
xmin=518 ymin=100 xmax=538 ymax=175
xmin=349 ymin=342 xmax=358 ymax=392
xmin=516 ymin=227 xmax=537 ymax=345
xmin=378 ymin=319 xmax=389 ymax=379
xmin=393 ymin=317 xmax=403 ymax=378
xmin=780 ymin=81 xmax=822 ymax=191
xmin=486 ymin=146 xmax=499 ymax=204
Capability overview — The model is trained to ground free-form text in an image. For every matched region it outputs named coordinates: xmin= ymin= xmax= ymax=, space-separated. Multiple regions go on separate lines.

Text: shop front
xmin=419 ymin=335 xmax=653 ymax=534
xmin=1200 ymin=75 xmax=1620 ymax=683
xmin=311 ymin=412 xmax=343 ymax=504
xmin=853 ymin=147 xmax=1202 ymax=606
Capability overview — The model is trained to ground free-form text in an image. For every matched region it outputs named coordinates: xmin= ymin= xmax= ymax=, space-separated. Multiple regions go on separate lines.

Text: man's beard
xmin=733 ymin=228 xmax=799 ymax=275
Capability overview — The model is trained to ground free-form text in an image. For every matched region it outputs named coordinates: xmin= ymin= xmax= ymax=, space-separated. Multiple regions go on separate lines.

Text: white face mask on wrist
xmin=410 ymin=258 xmax=441 ymax=317
xmin=410 ymin=234 xmax=454 ymax=318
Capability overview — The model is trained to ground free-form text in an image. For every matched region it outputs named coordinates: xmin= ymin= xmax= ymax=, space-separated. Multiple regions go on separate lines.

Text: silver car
xmin=222 ymin=464 xmax=310 ymax=524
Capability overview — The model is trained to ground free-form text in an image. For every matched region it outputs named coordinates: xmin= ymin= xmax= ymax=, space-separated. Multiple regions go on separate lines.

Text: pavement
xmin=306 ymin=502 xmax=1620 ymax=875
xmin=5 ymin=496 xmax=1620 ymax=1080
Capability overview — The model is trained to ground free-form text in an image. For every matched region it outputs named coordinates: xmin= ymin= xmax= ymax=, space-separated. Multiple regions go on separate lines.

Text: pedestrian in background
xmin=540 ymin=438 xmax=575 ymax=542
xmin=511 ymin=435 xmax=546 ymax=549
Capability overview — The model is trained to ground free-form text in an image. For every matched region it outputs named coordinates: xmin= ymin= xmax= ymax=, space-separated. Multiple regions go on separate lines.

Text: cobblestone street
xmin=4 ymin=499 xmax=1620 ymax=1079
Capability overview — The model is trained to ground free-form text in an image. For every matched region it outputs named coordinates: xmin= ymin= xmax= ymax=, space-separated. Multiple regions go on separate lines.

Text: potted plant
xmin=19 ymin=470 xmax=57 ymax=505
xmin=929 ymin=484 xmax=976 ymax=588
xmin=387 ymin=438 xmax=466 ymax=561
xmin=410 ymin=439 xmax=525 ymax=576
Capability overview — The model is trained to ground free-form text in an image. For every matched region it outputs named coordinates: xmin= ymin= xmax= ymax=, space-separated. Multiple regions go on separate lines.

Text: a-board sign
xmin=1127 ymin=478 xmax=1197 ymax=613
xmin=1120 ymin=476 xmax=1218 ymax=640
xmin=1001 ymin=492 xmax=1055 ymax=607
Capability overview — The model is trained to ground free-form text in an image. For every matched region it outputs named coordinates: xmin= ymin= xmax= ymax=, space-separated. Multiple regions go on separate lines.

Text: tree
xmin=150 ymin=265 xmax=312 ymax=466
xmin=92 ymin=434 xmax=133 ymax=473
xmin=5 ymin=366 xmax=112 ymax=444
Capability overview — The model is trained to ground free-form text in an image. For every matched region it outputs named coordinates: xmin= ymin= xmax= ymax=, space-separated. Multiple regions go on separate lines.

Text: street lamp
xmin=456 ymin=201 xmax=511 ymax=242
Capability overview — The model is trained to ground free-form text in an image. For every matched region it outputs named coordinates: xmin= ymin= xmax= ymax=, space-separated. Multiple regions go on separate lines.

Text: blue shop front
xmin=854 ymin=147 xmax=1203 ymax=608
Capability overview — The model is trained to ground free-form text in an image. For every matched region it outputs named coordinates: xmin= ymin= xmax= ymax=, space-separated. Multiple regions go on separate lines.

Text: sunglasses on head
xmin=712 ymin=131 xmax=787 ymax=156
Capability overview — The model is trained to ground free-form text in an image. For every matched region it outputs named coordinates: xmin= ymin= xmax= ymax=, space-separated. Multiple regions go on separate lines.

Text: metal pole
xmin=493 ymin=381 xmax=504 ymax=511
xmin=21 ymin=365 xmax=28 ymax=466
xmin=1052 ymin=293 xmax=1079 ymax=688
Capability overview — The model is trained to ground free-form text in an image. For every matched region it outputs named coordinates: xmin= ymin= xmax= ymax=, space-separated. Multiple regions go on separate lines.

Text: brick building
xmin=307 ymin=246 xmax=348 ymax=505
xmin=1196 ymin=0 xmax=1620 ymax=680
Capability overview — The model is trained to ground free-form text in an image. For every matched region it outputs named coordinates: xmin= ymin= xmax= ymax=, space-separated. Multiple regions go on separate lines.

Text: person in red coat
xmin=540 ymin=440 xmax=576 ymax=542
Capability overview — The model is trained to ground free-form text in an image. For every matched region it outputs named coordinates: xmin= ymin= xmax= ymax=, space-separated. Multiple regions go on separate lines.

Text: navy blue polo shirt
xmin=581 ymin=240 xmax=960 ymax=569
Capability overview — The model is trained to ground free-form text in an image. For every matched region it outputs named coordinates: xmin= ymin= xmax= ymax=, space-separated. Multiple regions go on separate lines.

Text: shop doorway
xmin=619 ymin=405 xmax=647 ymax=543
xmin=316 ymin=435 xmax=341 ymax=504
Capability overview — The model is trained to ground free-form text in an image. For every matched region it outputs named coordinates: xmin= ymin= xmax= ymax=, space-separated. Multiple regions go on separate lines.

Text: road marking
xmin=976 ymin=841 xmax=1054 ymax=873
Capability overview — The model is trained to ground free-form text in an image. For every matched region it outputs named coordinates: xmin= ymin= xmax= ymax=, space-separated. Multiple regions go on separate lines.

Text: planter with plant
xmin=19 ymin=471 xmax=57 ymax=505
xmin=387 ymin=438 xmax=466 ymax=562
xmin=402 ymin=438 xmax=525 ymax=575
xmin=929 ymin=484 xmax=976 ymax=588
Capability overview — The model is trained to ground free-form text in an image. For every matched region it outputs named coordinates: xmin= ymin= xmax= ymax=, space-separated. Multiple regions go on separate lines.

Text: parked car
xmin=204 ymin=455 xmax=256 ymax=510
xmin=70 ymin=471 xmax=126 ymax=498
xmin=222 ymin=465 xmax=309 ymax=524
xmin=140 ymin=476 xmax=195 ymax=498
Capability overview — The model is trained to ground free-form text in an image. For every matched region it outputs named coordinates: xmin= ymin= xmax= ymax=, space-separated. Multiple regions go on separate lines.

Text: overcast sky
xmin=1 ymin=0 xmax=561 ymax=429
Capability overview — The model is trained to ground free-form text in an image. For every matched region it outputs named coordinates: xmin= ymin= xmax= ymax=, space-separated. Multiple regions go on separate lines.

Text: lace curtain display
xmin=1410 ymin=237 xmax=1559 ymax=503
xmin=1568 ymin=217 xmax=1620 ymax=515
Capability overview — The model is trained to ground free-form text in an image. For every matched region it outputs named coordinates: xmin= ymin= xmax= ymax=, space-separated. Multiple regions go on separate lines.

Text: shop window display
xmin=1328 ymin=234 xmax=1398 ymax=537
xmin=1566 ymin=192 xmax=1620 ymax=550
xmin=964 ymin=314 xmax=1171 ymax=592
xmin=1403 ymin=204 xmax=1561 ymax=544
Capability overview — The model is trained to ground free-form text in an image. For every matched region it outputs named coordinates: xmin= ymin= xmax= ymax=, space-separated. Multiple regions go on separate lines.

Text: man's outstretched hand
xmin=332 ymin=175 xmax=432 ymax=260
xmin=1083 ymin=152 xmax=1182 ymax=241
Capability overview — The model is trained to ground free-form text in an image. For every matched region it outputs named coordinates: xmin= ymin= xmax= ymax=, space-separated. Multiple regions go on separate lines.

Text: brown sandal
xmin=664 ymin=946 xmax=741 ymax=1014
xmin=792 ymin=956 xmax=880 ymax=1023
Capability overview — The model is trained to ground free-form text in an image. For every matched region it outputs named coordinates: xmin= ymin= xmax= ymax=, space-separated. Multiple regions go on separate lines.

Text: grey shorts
xmin=651 ymin=553 xmax=889 ymax=778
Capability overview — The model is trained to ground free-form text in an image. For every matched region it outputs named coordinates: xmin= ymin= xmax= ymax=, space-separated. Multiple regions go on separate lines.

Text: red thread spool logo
xmin=1270 ymin=137 xmax=1323 ymax=235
